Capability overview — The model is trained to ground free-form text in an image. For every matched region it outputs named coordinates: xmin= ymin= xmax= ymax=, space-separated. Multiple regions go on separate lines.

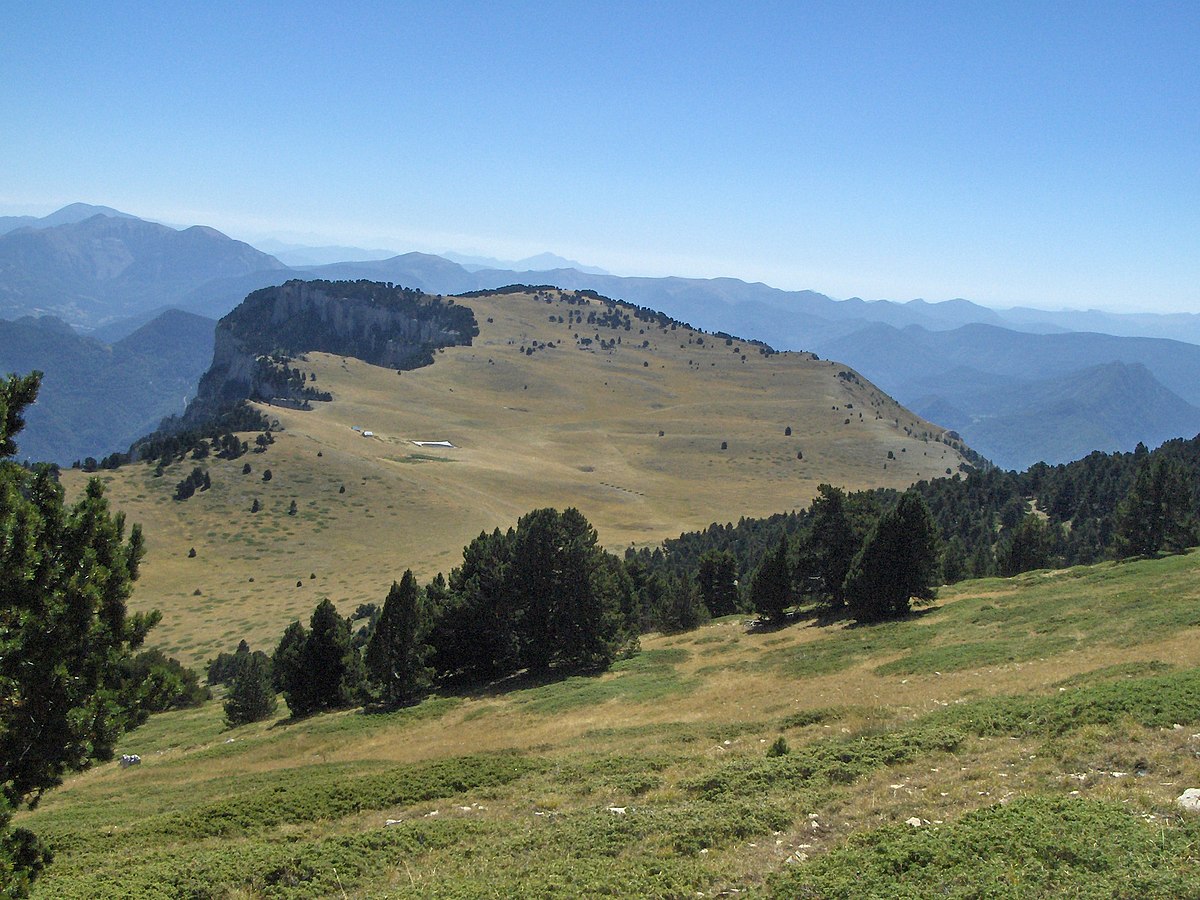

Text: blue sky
xmin=2 ymin=2 xmax=1197 ymax=312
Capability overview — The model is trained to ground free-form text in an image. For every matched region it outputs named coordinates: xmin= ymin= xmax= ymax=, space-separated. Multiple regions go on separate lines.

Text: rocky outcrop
xmin=174 ymin=279 xmax=477 ymax=429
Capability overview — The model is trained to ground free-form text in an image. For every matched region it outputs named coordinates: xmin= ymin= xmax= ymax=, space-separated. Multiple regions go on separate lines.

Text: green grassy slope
xmin=19 ymin=551 xmax=1200 ymax=898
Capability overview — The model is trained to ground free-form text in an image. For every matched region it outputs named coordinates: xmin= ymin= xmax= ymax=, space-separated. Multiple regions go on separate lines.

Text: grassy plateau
xmin=61 ymin=288 xmax=966 ymax=667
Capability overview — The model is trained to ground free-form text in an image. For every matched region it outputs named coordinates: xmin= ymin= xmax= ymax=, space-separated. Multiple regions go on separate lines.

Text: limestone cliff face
xmin=177 ymin=279 xmax=476 ymax=428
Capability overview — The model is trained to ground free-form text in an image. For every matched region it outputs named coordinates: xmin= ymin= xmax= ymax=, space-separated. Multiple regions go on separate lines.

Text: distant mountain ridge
xmin=813 ymin=323 xmax=1200 ymax=469
xmin=0 ymin=202 xmax=141 ymax=235
xmin=442 ymin=250 xmax=609 ymax=274
xmin=5 ymin=203 xmax=1200 ymax=470
xmin=0 ymin=210 xmax=286 ymax=328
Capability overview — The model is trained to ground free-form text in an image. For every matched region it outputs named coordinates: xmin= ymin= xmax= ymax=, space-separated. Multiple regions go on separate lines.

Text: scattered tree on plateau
xmin=0 ymin=373 xmax=159 ymax=897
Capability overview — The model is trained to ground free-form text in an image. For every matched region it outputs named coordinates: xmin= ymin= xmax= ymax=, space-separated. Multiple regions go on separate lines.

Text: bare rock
xmin=1177 ymin=789 xmax=1200 ymax=813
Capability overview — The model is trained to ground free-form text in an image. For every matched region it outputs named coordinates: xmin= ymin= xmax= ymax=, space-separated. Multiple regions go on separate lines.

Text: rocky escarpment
xmin=173 ymin=279 xmax=477 ymax=428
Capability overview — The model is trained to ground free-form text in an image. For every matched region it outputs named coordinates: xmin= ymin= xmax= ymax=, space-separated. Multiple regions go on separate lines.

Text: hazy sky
xmin=3 ymin=2 xmax=1197 ymax=313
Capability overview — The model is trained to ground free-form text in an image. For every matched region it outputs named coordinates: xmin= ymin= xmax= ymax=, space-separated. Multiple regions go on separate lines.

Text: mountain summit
xmin=0 ymin=212 xmax=287 ymax=328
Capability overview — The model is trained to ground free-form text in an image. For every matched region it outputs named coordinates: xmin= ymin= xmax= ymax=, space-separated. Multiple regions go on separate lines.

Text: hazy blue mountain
xmin=995 ymin=306 xmax=1200 ymax=345
xmin=443 ymin=251 xmax=609 ymax=274
xmin=812 ymin=323 xmax=1200 ymax=468
xmin=299 ymin=253 xmax=482 ymax=295
xmin=251 ymin=238 xmax=400 ymax=266
xmin=813 ymin=323 xmax=1200 ymax=406
xmin=0 ymin=309 xmax=216 ymax=463
xmin=909 ymin=362 xmax=1200 ymax=471
xmin=449 ymin=270 xmax=1014 ymax=341
xmin=0 ymin=214 xmax=287 ymax=328
xmin=0 ymin=214 xmax=38 ymax=235
xmin=0 ymin=202 xmax=140 ymax=236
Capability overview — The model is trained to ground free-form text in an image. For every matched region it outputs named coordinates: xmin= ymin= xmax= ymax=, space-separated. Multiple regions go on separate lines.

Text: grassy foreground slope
xmin=62 ymin=288 xmax=967 ymax=666
xmin=20 ymin=551 xmax=1200 ymax=898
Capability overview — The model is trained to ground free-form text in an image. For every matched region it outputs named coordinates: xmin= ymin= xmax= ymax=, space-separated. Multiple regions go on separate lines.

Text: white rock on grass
xmin=905 ymin=817 xmax=924 ymax=827
xmin=1177 ymin=789 xmax=1200 ymax=813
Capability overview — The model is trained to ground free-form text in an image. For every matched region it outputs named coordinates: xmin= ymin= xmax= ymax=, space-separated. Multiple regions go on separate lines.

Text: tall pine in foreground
xmin=1 ymin=373 xmax=159 ymax=897
xmin=803 ymin=484 xmax=860 ymax=609
xmin=845 ymin=491 xmax=941 ymax=622
xmin=432 ymin=508 xmax=629 ymax=682
xmin=364 ymin=571 xmax=432 ymax=707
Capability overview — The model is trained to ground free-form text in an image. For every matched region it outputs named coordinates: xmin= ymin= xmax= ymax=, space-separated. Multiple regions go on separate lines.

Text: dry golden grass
xmin=64 ymin=289 xmax=967 ymax=667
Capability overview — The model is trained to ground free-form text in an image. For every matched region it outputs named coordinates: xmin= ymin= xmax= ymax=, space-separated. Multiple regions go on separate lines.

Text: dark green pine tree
xmin=1 ymin=373 xmax=160 ymax=897
xmin=288 ymin=599 xmax=363 ymax=716
xmin=996 ymin=514 xmax=1058 ymax=576
xmin=510 ymin=508 xmax=563 ymax=674
xmin=940 ymin=535 xmax=969 ymax=584
xmin=549 ymin=507 xmax=624 ymax=671
xmin=271 ymin=620 xmax=309 ymax=713
xmin=364 ymin=570 xmax=432 ymax=707
xmin=223 ymin=651 xmax=277 ymax=726
xmin=750 ymin=534 xmax=793 ymax=624
xmin=441 ymin=528 xmax=519 ymax=681
xmin=1114 ymin=456 xmax=1197 ymax=557
xmin=806 ymin=483 xmax=860 ymax=609
xmin=508 ymin=507 xmax=624 ymax=673
xmin=845 ymin=491 xmax=941 ymax=622
xmin=696 ymin=549 xmax=741 ymax=617
xmin=658 ymin=573 xmax=709 ymax=634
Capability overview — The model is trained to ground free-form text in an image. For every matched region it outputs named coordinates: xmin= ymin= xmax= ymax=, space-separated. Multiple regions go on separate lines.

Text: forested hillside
xmin=634 ymin=432 xmax=1200 ymax=598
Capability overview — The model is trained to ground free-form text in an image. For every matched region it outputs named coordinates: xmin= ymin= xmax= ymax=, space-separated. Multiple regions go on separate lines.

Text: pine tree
xmin=1 ymin=373 xmax=159 ymax=896
xmin=750 ymin=534 xmax=792 ymax=624
xmin=291 ymin=599 xmax=363 ymax=716
xmin=845 ymin=492 xmax=941 ymax=622
xmin=509 ymin=507 xmax=624 ymax=673
xmin=271 ymin=620 xmax=308 ymax=707
xmin=364 ymin=571 xmax=432 ymax=707
xmin=805 ymin=484 xmax=859 ymax=608
xmin=223 ymin=652 xmax=277 ymax=726
xmin=658 ymin=573 xmax=709 ymax=633
xmin=697 ymin=550 xmax=741 ymax=617
xmin=443 ymin=528 xmax=520 ymax=680
xmin=1115 ymin=457 xmax=1197 ymax=557
xmin=550 ymin=508 xmax=624 ymax=671
xmin=997 ymin=514 xmax=1058 ymax=576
